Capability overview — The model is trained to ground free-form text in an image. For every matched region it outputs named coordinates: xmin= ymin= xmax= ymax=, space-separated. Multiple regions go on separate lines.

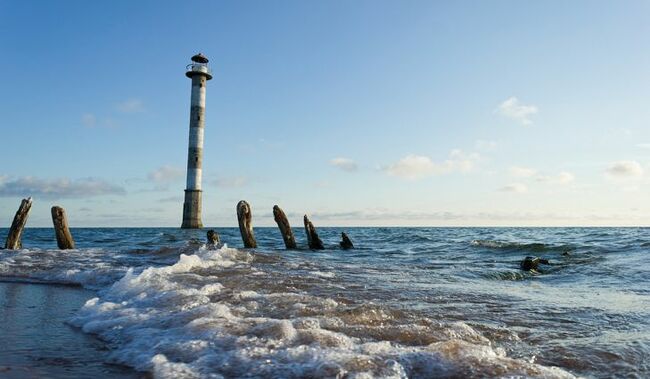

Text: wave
xmin=470 ymin=240 xmax=574 ymax=253
xmin=70 ymin=245 xmax=576 ymax=378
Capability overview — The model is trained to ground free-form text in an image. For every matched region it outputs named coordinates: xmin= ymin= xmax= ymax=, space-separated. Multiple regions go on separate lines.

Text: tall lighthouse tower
xmin=181 ymin=53 xmax=212 ymax=229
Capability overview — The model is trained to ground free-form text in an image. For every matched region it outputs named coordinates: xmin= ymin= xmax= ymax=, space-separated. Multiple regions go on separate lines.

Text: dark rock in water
xmin=340 ymin=232 xmax=354 ymax=249
xmin=520 ymin=256 xmax=550 ymax=271
xmin=562 ymin=251 xmax=571 ymax=256
xmin=206 ymin=230 xmax=220 ymax=245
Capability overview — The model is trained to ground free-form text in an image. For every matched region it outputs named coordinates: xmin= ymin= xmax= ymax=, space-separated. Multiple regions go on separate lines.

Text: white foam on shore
xmin=69 ymin=245 xmax=577 ymax=379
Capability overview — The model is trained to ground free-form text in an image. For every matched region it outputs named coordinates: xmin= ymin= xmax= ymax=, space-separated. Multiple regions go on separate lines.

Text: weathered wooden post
xmin=5 ymin=197 xmax=33 ymax=250
xmin=206 ymin=229 xmax=220 ymax=245
xmin=340 ymin=232 xmax=354 ymax=249
xmin=51 ymin=206 xmax=75 ymax=249
xmin=273 ymin=205 xmax=297 ymax=249
xmin=303 ymin=215 xmax=324 ymax=250
xmin=237 ymin=200 xmax=257 ymax=248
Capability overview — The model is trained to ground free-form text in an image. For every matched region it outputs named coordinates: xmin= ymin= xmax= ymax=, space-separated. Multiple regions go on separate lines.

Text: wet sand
xmin=0 ymin=281 xmax=143 ymax=379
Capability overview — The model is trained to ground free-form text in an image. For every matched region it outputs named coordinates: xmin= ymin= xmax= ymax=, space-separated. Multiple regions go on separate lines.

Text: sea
xmin=0 ymin=227 xmax=648 ymax=378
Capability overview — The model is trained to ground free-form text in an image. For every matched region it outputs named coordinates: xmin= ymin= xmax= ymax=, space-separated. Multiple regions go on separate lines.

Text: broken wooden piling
xmin=206 ymin=229 xmax=220 ymax=245
xmin=273 ymin=205 xmax=296 ymax=249
xmin=51 ymin=206 xmax=75 ymax=249
xmin=303 ymin=215 xmax=324 ymax=250
xmin=340 ymin=232 xmax=354 ymax=249
xmin=5 ymin=197 xmax=33 ymax=250
xmin=237 ymin=200 xmax=257 ymax=248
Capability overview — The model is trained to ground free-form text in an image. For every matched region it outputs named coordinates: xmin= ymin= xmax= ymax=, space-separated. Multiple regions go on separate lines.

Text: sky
xmin=1 ymin=0 xmax=649 ymax=227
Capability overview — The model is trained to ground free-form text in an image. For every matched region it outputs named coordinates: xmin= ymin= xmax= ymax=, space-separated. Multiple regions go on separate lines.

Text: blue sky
xmin=1 ymin=0 xmax=649 ymax=227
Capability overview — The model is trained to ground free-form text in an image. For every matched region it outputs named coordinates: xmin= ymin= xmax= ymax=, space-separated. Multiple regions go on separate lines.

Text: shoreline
xmin=0 ymin=280 xmax=143 ymax=379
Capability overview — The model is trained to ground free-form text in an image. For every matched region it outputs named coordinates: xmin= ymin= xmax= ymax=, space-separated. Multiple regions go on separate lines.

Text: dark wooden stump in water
xmin=303 ymin=215 xmax=324 ymax=250
xmin=273 ymin=205 xmax=296 ymax=249
xmin=520 ymin=256 xmax=550 ymax=271
xmin=237 ymin=200 xmax=257 ymax=248
xmin=5 ymin=197 xmax=32 ymax=250
xmin=206 ymin=229 xmax=220 ymax=245
xmin=340 ymin=232 xmax=354 ymax=249
xmin=51 ymin=206 xmax=75 ymax=249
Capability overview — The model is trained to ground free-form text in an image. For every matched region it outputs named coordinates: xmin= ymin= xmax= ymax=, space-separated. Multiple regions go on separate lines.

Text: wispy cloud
xmin=148 ymin=166 xmax=183 ymax=183
xmin=385 ymin=150 xmax=479 ymax=180
xmin=0 ymin=176 xmax=125 ymax=199
xmin=496 ymin=97 xmax=538 ymax=125
xmin=499 ymin=183 xmax=528 ymax=193
xmin=509 ymin=166 xmax=537 ymax=178
xmin=158 ymin=196 xmax=182 ymax=203
xmin=81 ymin=113 xmax=96 ymax=128
xmin=212 ymin=176 xmax=249 ymax=188
xmin=605 ymin=160 xmax=644 ymax=178
xmin=116 ymin=98 xmax=145 ymax=113
xmin=637 ymin=143 xmax=650 ymax=149
xmin=330 ymin=157 xmax=358 ymax=172
xmin=81 ymin=113 xmax=118 ymax=129
xmin=536 ymin=171 xmax=575 ymax=184
xmin=475 ymin=140 xmax=497 ymax=151
xmin=509 ymin=166 xmax=575 ymax=185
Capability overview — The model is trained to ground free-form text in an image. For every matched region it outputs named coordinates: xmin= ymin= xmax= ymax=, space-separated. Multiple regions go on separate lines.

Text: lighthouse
xmin=181 ymin=53 xmax=212 ymax=229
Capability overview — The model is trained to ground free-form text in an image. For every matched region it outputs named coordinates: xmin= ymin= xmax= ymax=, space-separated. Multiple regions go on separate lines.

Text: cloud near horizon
xmin=496 ymin=97 xmax=538 ymax=125
xmin=212 ymin=176 xmax=249 ymax=188
xmin=385 ymin=150 xmax=479 ymax=180
xmin=0 ymin=176 xmax=125 ymax=199
xmin=499 ymin=183 xmax=528 ymax=193
xmin=509 ymin=166 xmax=575 ymax=185
xmin=605 ymin=160 xmax=644 ymax=178
xmin=330 ymin=157 xmax=358 ymax=172
xmin=509 ymin=166 xmax=537 ymax=178
xmin=148 ymin=165 xmax=184 ymax=183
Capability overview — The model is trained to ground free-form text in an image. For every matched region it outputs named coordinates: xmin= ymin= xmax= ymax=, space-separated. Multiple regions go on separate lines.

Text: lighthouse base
xmin=181 ymin=189 xmax=203 ymax=229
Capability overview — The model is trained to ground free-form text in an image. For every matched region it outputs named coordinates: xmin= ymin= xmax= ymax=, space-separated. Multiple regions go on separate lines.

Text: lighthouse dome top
xmin=191 ymin=53 xmax=209 ymax=64
xmin=186 ymin=53 xmax=212 ymax=80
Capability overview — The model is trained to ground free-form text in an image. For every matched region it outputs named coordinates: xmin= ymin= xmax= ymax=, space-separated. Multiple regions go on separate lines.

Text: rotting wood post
xmin=237 ymin=200 xmax=257 ymax=248
xmin=5 ymin=197 xmax=33 ymax=250
xmin=206 ymin=229 xmax=220 ymax=245
xmin=273 ymin=205 xmax=296 ymax=249
xmin=303 ymin=215 xmax=324 ymax=250
xmin=340 ymin=232 xmax=354 ymax=249
xmin=51 ymin=206 xmax=75 ymax=249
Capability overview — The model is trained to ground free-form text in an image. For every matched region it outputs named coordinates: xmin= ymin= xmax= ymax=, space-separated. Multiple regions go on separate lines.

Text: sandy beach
xmin=0 ymin=281 xmax=142 ymax=379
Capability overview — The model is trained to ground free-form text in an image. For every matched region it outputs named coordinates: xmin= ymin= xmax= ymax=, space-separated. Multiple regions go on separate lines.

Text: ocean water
xmin=0 ymin=227 xmax=648 ymax=378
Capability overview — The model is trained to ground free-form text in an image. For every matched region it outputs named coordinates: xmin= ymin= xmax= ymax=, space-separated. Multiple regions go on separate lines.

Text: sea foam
xmin=69 ymin=245 xmax=576 ymax=378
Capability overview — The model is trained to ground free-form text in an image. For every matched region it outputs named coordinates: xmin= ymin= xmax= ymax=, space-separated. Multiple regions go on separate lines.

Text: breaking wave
xmin=68 ymin=245 xmax=575 ymax=378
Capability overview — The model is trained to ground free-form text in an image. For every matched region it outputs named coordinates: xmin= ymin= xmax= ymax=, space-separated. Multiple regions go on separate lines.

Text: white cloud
xmin=0 ymin=176 xmax=125 ymax=199
xmin=605 ymin=160 xmax=644 ymax=178
xmin=496 ymin=97 xmax=538 ymax=125
xmin=116 ymin=98 xmax=144 ymax=113
xmin=148 ymin=166 xmax=183 ymax=183
xmin=386 ymin=155 xmax=435 ymax=180
xmin=637 ymin=143 xmax=650 ymax=149
xmin=385 ymin=150 xmax=479 ymax=180
xmin=499 ymin=183 xmax=528 ymax=193
xmin=330 ymin=158 xmax=358 ymax=172
xmin=509 ymin=166 xmax=575 ymax=185
xmin=475 ymin=140 xmax=497 ymax=151
xmin=536 ymin=171 xmax=575 ymax=184
xmin=509 ymin=166 xmax=537 ymax=178
xmin=213 ymin=176 xmax=249 ymax=188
